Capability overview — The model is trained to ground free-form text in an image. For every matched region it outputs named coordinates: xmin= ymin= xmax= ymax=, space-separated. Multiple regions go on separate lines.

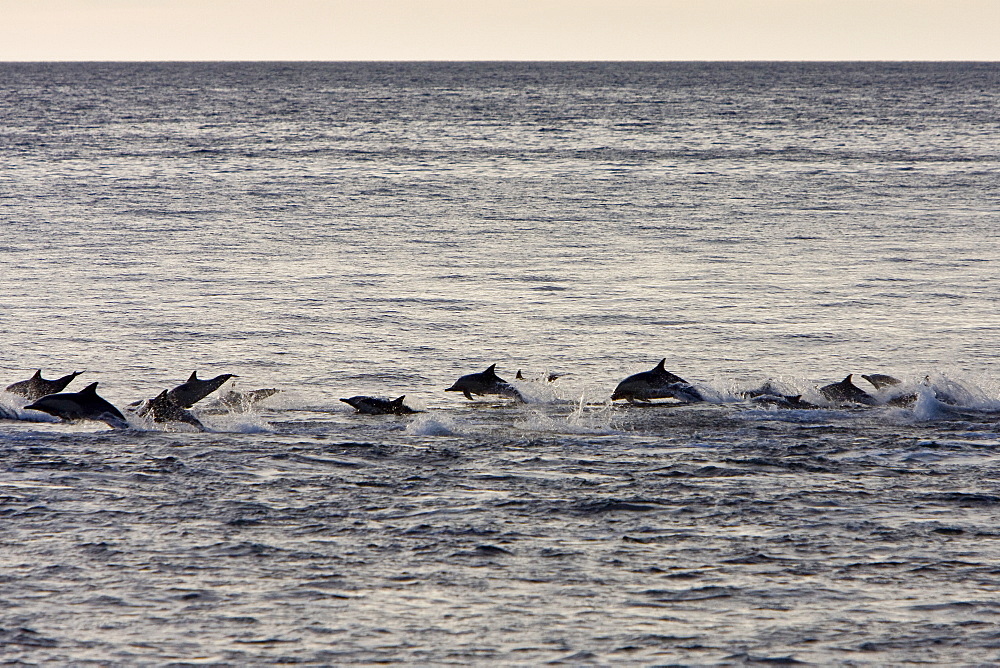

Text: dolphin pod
xmin=1 ymin=369 xmax=258 ymax=430
xmin=0 ymin=361 xmax=941 ymax=430
xmin=442 ymin=361 xmax=920 ymax=410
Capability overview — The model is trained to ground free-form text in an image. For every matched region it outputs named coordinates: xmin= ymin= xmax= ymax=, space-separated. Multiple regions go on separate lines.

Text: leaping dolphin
xmin=166 ymin=371 xmax=237 ymax=408
xmin=862 ymin=374 xmax=902 ymax=390
xmin=213 ymin=387 xmax=281 ymax=412
xmin=818 ymin=375 xmax=877 ymax=405
xmin=341 ymin=395 xmax=418 ymax=415
xmin=130 ymin=390 xmax=205 ymax=429
xmin=23 ymin=382 xmax=127 ymax=428
xmin=445 ymin=364 xmax=524 ymax=402
xmin=5 ymin=370 xmax=85 ymax=401
xmin=611 ymin=359 xmax=704 ymax=403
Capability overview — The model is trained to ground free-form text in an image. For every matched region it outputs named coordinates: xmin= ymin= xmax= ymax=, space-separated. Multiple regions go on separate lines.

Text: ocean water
xmin=2 ymin=61 xmax=1000 ymax=664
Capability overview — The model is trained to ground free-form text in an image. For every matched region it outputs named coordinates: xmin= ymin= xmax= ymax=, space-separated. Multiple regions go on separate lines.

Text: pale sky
xmin=0 ymin=0 xmax=997 ymax=61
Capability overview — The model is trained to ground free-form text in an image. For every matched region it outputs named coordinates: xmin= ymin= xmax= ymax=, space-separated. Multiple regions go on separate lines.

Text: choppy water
xmin=2 ymin=61 xmax=1000 ymax=664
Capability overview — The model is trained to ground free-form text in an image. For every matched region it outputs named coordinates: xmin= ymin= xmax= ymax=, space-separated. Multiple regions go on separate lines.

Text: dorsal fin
xmin=81 ymin=382 xmax=100 ymax=394
xmin=187 ymin=371 xmax=199 ymax=382
xmin=516 ymin=369 xmax=524 ymax=379
xmin=393 ymin=396 xmax=405 ymax=404
xmin=842 ymin=375 xmax=854 ymax=384
xmin=484 ymin=364 xmax=497 ymax=375
xmin=31 ymin=369 xmax=42 ymax=379
xmin=655 ymin=359 xmax=667 ymax=372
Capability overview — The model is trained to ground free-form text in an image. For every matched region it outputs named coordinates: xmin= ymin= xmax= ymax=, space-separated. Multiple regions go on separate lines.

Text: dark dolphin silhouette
xmin=750 ymin=393 xmax=817 ymax=409
xmin=445 ymin=364 xmax=524 ymax=402
xmin=862 ymin=374 xmax=902 ymax=390
xmin=819 ymin=375 xmax=877 ymax=405
xmin=611 ymin=359 xmax=703 ymax=403
xmin=5 ymin=370 xmax=85 ymax=401
xmin=24 ymin=382 xmax=127 ymax=428
xmin=131 ymin=390 xmax=205 ymax=429
xmin=341 ymin=395 xmax=418 ymax=415
xmin=166 ymin=371 xmax=237 ymax=408
xmin=741 ymin=381 xmax=816 ymax=409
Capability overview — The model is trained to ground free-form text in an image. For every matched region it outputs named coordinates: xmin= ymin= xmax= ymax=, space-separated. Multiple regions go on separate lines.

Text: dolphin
xmin=166 ymin=371 xmax=237 ymax=408
xmin=130 ymin=390 xmax=205 ymax=429
xmin=5 ymin=369 xmax=85 ymax=401
xmin=23 ymin=382 xmax=127 ymax=428
xmin=740 ymin=381 xmax=816 ymax=409
xmin=862 ymin=373 xmax=902 ymax=390
xmin=750 ymin=393 xmax=817 ymax=409
xmin=741 ymin=381 xmax=786 ymax=400
xmin=818 ymin=375 xmax=877 ymax=405
xmin=611 ymin=359 xmax=704 ymax=403
xmin=861 ymin=373 xmax=918 ymax=406
xmin=217 ymin=387 xmax=281 ymax=412
xmin=885 ymin=392 xmax=918 ymax=407
xmin=341 ymin=395 xmax=418 ymax=415
xmin=445 ymin=364 xmax=524 ymax=402
xmin=515 ymin=369 xmax=564 ymax=382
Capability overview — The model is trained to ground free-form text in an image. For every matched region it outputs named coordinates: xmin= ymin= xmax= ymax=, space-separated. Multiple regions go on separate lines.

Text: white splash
xmin=405 ymin=414 xmax=462 ymax=436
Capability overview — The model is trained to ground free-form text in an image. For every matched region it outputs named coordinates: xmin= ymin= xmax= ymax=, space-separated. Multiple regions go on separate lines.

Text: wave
xmin=514 ymin=408 xmax=620 ymax=436
xmin=405 ymin=415 xmax=463 ymax=437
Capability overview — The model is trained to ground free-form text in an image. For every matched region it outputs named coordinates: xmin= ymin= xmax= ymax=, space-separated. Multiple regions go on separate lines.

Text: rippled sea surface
xmin=2 ymin=62 xmax=1000 ymax=664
